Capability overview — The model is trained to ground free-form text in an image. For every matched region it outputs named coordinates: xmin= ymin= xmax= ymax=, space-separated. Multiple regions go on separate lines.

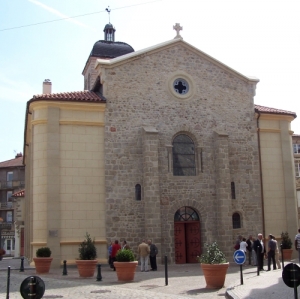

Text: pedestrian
xmin=122 ymin=240 xmax=130 ymax=250
xmin=234 ymin=235 xmax=242 ymax=250
xmin=267 ymin=234 xmax=277 ymax=271
xmin=108 ymin=241 xmax=113 ymax=268
xmin=253 ymin=233 xmax=266 ymax=271
xmin=295 ymin=228 xmax=300 ymax=264
xmin=148 ymin=239 xmax=158 ymax=271
xmin=240 ymin=238 xmax=248 ymax=253
xmin=246 ymin=235 xmax=253 ymax=265
xmin=271 ymin=234 xmax=281 ymax=269
xmin=138 ymin=239 xmax=150 ymax=272
xmin=111 ymin=240 xmax=121 ymax=271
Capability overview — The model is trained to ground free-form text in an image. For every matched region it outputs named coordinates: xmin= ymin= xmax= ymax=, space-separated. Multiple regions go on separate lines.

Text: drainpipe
xmin=256 ymin=110 xmax=266 ymax=240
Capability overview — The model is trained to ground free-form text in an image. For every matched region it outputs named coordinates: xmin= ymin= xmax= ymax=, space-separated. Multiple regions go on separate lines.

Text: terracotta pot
xmin=201 ymin=263 xmax=229 ymax=289
xmin=282 ymin=249 xmax=293 ymax=261
xmin=113 ymin=261 xmax=138 ymax=281
xmin=33 ymin=257 xmax=53 ymax=274
xmin=76 ymin=260 xmax=98 ymax=277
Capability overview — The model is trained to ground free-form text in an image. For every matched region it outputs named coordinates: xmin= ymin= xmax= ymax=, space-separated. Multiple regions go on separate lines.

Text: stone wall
xmin=102 ymin=43 xmax=262 ymax=261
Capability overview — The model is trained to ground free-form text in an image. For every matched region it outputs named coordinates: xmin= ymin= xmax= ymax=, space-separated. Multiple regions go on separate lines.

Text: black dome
xmin=90 ymin=40 xmax=134 ymax=59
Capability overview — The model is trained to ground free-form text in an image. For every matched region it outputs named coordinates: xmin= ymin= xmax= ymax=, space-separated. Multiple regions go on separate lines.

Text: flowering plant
xmin=197 ymin=242 xmax=227 ymax=264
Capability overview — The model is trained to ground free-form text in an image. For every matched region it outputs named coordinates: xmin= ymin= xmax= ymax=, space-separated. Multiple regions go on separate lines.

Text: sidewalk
xmin=0 ymin=258 xmax=298 ymax=298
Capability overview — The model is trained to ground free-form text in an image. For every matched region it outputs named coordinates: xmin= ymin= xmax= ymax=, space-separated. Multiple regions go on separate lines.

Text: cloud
xmin=28 ymin=0 xmax=90 ymax=29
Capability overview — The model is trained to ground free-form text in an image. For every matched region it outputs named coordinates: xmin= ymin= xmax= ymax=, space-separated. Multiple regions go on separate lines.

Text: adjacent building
xmin=0 ymin=153 xmax=25 ymax=257
xmin=23 ymin=23 xmax=298 ymax=267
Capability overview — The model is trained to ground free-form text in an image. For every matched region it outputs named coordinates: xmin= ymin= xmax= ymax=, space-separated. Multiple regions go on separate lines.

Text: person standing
xmin=148 ymin=239 xmax=158 ymax=271
xmin=246 ymin=235 xmax=253 ymax=265
xmin=111 ymin=240 xmax=121 ymax=271
xmin=138 ymin=239 xmax=150 ymax=272
xmin=271 ymin=234 xmax=281 ymax=269
xmin=253 ymin=233 xmax=266 ymax=270
xmin=295 ymin=229 xmax=300 ymax=264
xmin=122 ymin=240 xmax=130 ymax=250
xmin=267 ymin=234 xmax=277 ymax=271
xmin=240 ymin=238 xmax=248 ymax=253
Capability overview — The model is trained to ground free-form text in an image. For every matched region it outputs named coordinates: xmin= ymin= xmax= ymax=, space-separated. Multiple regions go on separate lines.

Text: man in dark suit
xmin=246 ymin=235 xmax=253 ymax=265
xmin=253 ymin=233 xmax=266 ymax=270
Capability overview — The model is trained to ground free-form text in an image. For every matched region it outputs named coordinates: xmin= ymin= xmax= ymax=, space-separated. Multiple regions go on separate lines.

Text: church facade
xmin=23 ymin=24 xmax=298 ymax=267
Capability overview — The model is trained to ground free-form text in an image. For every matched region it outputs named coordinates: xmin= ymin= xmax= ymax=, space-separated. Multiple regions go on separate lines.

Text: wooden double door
xmin=174 ymin=221 xmax=201 ymax=263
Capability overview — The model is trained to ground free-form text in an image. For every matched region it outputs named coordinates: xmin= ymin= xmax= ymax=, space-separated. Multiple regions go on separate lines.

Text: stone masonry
xmin=101 ymin=41 xmax=262 ymax=262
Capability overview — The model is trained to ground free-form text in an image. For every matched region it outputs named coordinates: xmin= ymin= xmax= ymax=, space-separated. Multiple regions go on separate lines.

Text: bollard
xmin=96 ymin=264 xmax=102 ymax=281
xmin=6 ymin=266 xmax=10 ymax=299
xmin=62 ymin=260 xmax=68 ymax=276
xmin=281 ymin=243 xmax=284 ymax=270
xmin=19 ymin=256 xmax=24 ymax=272
xmin=164 ymin=255 xmax=168 ymax=286
xmin=29 ymin=276 xmax=36 ymax=298
xmin=256 ymin=246 xmax=259 ymax=276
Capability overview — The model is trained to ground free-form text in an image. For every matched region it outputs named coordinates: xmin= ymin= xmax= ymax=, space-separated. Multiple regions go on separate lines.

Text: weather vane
xmin=105 ymin=6 xmax=111 ymax=23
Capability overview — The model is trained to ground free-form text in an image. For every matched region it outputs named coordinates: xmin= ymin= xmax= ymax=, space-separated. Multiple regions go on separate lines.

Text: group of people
xmin=234 ymin=233 xmax=281 ymax=271
xmin=108 ymin=239 xmax=158 ymax=272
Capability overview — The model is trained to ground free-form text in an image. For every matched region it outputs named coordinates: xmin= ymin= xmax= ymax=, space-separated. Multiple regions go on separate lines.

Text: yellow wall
xmin=26 ymin=101 xmax=107 ymax=266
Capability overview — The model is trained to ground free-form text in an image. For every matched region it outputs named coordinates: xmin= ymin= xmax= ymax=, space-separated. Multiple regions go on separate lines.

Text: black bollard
xmin=96 ymin=264 xmax=102 ymax=281
xmin=6 ymin=266 xmax=10 ymax=299
xmin=29 ymin=276 xmax=36 ymax=298
xmin=257 ymin=246 xmax=260 ymax=276
xmin=62 ymin=260 xmax=68 ymax=276
xmin=281 ymin=243 xmax=284 ymax=270
xmin=19 ymin=256 xmax=24 ymax=272
xmin=164 ymin=255 xmax=168 ymax=286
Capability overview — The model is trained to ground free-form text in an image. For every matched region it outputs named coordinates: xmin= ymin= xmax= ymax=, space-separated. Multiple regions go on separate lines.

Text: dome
xmin=90 ymin=40 xmax=134 ymax=59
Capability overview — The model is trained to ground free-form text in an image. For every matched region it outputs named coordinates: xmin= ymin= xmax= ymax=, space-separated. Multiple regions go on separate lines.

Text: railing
xmin=0 ymin=181 xmax=25 ymax=189
xmin=0 ymin=202 xmax=13 ymax=209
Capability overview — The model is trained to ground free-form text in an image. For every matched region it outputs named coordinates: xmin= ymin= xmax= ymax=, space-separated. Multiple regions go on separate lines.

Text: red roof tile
xmin=0 ymin=155 xmax=24 ymax=168
xmin=255 ymin=104 xmax=296 ymax=117
xmin=31 ymin=90 xmax=106 ymax=103
xmin=12 ymin=189 xmax=25 ymax=197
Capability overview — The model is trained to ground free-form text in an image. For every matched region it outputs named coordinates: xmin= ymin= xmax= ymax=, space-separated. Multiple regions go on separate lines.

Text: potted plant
xmin=114 ymin=249 xmax=138 ymax=281
xmin=76 ymin=232 xmax=98 ymax=277
xmin=281 ymin=231 xmax=293 ymax=261
xmin=0 ymin=248 xmax=6 ymax=261
xmin=33 ymin=247 xmax=53 ymax=274
xmin=197 ymin=242 xmax=229 ymax=289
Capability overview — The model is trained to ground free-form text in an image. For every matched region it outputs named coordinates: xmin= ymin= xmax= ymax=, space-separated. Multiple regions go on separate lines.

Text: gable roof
xmin=0 ymin=155 xmax=24 ymax=168
xmin=95 ymin=37 xmax=260 ymax=84
xmin=255 ymin=104 xmax=297 ymax=118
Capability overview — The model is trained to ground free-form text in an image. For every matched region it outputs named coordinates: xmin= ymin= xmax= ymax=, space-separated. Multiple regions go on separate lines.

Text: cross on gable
xmin=173 ymin=23 xmax=183 ymax=39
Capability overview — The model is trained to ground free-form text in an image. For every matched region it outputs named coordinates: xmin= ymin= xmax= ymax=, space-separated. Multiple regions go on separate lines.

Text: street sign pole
xmin=233 ymin=250 xmax=246 ymax=285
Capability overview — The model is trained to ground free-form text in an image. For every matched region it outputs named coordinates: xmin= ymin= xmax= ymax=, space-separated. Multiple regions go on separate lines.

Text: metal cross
xmin=173 ymin=23 xmax=183 ymax=38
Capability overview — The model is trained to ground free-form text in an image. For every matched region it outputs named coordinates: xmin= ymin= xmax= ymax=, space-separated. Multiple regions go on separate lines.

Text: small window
xmin=295 ymin=159 xmax=300 ymax=177
xmin=232 ymin=213 xmax=241 ymax=229
xmin=231 ymin=182 xmax=236 ymax=199
xmin=294 ymin=144 xmax=300 ymax=154
xmin=172 ymin=134 xmax=196 ymax=176
xmin=135 ymin=184 xmax=141 ymax=201
xmin=7 ymin=171 xmax=13 ymax=188
xmin=7 ymin=211 xmax=13 ymax=223
xmin=174 ymin=206 xmax=199 ymax=221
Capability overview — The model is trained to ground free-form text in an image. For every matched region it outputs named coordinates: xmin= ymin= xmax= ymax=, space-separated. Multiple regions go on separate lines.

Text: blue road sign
xmin=233 ymin=250 xmax=246 ymax=265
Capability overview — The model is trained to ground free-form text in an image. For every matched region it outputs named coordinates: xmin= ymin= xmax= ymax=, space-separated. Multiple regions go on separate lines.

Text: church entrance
xmin=174 ymin=206 xmax=201 ymax=264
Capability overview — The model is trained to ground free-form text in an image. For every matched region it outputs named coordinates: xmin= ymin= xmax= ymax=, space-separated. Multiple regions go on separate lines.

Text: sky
xmin=0 ymin=0 xmax=299 ymax=162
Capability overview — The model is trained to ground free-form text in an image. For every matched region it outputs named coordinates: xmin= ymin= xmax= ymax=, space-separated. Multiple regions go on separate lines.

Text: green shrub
xmin=36 ymin=247 xmax=51 ymax=257
xmin=115 ymin=249 xmax=135 ymax=262
xmin=281 ymin=231 xmax=292 ymax=249
xmin=78 ymin=232 xmax=97 ymax=260
xmin=197 ymin=242 xmax=227 ymax=264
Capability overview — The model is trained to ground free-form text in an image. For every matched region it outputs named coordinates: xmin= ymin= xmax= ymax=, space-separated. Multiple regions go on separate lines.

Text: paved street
xmin=0 ymin=257 xmax=299 ymax=299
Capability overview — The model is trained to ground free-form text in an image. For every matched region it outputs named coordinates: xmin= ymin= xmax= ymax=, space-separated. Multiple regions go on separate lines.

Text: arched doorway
xmin=174 ymin=206 xmax=201 ymax=263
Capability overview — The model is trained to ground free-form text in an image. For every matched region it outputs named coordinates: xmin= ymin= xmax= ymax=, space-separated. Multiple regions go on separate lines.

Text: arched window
xmin=174 ymin=206 xmax=199 ymax=221
xmin=135 ymin=184 xmax=141 ymax=201
xmin=172 ymin=134 xmax=196 ymax=176
xmin=232 ymin=213 xmax=241 ymax=229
